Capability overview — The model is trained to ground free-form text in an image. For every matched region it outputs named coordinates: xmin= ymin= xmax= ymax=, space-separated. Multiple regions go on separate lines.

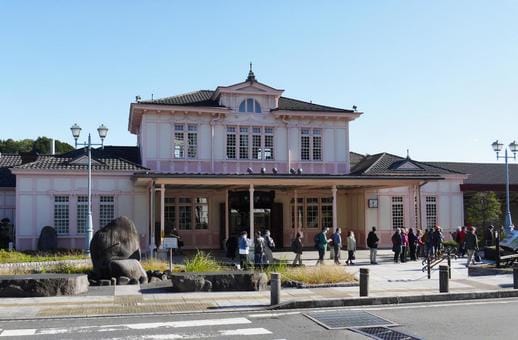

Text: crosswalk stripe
xmin=219 ymin=328 xmax=272 ymax=336
xmin=0 ymin=329 xmax=37 ymax=337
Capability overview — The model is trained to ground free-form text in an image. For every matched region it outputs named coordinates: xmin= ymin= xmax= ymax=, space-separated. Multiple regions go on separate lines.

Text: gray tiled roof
xmin=140 ymin=90 xmax=354 ymax=113
xmin=428 ymin=162 xmax=518 ymax=185
xmin=12 ymin=147 xmax=147 ymax=172
xmin=0 ymin=154 xmax=22 ymax=187
xmin=350 ymin=153 xmax=462 ymax=177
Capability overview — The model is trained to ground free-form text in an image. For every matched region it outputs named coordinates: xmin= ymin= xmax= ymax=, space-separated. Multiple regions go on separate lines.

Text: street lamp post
xmin=70 ymin=123 xmax=109 ymax=255
xmin=492 ymin=140 xmax=518 ymax=234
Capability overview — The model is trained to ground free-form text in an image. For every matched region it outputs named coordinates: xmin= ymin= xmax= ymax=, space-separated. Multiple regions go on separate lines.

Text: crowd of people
xmin=228 ymin=223 xmax=489 ymax=269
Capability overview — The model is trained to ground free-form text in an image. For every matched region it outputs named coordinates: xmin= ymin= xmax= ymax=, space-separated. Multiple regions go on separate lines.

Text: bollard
xmin=270 ymin=272 xmax=281 ymax=305
xmin=514 ymin=264 xmax=518 ymax=289
xmin=359 ymin=268 xmax=369 ymax=297
xmin=439 ymin=265 xmax=449 ymax=293
xmin=496 ymin=232 xmax=501 ymax=268
xmin=427 ymin=256 xmax=431 ymax=279
xmin=447 ymin=252 xmax=452 ymax=279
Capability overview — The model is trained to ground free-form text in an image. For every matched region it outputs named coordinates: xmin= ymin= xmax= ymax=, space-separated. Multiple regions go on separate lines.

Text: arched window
xmin=239 ymin=98 xmax=262 ymax=113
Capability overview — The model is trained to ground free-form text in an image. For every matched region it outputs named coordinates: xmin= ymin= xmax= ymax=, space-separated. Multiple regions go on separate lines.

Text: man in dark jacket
xmin=392 ymin=229 xmax=402 ymax=263
xmin=465 ymin=227 xmax=479 ymax=267
xmin=367 ymin=226 xmax=379 ymax=264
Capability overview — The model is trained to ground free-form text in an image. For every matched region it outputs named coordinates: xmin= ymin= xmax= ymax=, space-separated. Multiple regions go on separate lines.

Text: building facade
xmin=2 ymin=70 xmax=467 ymax=251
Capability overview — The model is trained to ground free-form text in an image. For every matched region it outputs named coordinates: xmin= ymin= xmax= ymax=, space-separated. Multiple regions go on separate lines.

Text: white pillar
xmin=149 ymin=182 xmax=155 ymax=256
xmin=160 ymin=184 xmax=165 ymax=248
xmin=249 ymin=184 xmax=255 ymax=243
xmin=332 ymin=185 xmax=338 ymax=230
xmin=225 ymin=189 xmax=229 ymax=241
xmin=294 ymin=190 xmax=298 ymax=237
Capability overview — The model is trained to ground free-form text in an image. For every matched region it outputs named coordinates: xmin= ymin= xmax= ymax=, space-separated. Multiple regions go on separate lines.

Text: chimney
xmin=51 ymin=138 xmax=55 ymax=155
xmin=20 ymin=151 xmax=39 ymax=164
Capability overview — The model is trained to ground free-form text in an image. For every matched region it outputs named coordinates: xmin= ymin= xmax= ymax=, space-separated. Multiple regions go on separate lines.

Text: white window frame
xmin=425 ymin=196 xmax=437 ymax=229
xmin=99 ymin=195 xmax=115 ymax=228
xmin=173 ymin=124 xmax=197 ymax=159
xmin=238 ymin=98 xmax=262 ymax=113
xmin=77 ymin=195 xmax=88 ymax=234
xmin=54 ymin=196 xmax=70 ymax=234
xmin=300 ymin=128 xmax=322 ymax=161
xmin=226 ymin=125 xmax=275 ymax=160
xmin=290 ymin=196 xmax=333 ymax=230
xmin=391 ymin=196 xmax=404 ymax=229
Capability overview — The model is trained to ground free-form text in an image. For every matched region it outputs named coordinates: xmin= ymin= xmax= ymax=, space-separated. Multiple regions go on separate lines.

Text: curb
xmin=269 ymin=289 xmax=518 ymax=310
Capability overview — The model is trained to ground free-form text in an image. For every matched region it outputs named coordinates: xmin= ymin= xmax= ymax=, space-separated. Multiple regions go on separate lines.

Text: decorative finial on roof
xmin=406 ymin=149 xmax=410 ymax=159
xmin=246 ymin=62 xmax=256 ymax=82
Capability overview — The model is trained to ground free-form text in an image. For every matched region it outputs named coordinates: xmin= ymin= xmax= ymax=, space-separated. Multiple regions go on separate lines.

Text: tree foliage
xmin=466 ymin=191 xmax=502 ymax=228
xmin=0 ymin=137 xmax=73 ymax=154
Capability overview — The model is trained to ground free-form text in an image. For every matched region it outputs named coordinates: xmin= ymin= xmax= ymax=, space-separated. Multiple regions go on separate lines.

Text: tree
xmin=466 ymin=191 xmax=502 ymax=228
xmin=0 ymin=137 xmax=73 ymax=154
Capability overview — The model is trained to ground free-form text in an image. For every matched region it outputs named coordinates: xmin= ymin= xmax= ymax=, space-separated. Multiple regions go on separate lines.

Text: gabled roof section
xmin=428 ymin=162 xmax=518 ymax=185
xmin=350 ymin=153 xmax=463 ymax=177
xmin=12 ymin=146 xmax=147 ymax=172
xmin=276 ymin=96 xmax=355 ymax=113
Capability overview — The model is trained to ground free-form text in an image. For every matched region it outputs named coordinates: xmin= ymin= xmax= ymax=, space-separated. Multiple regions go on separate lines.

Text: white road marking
xmin=2 ymin=317 xmax=253 ymax=336
xmin=248 ymin=311 xmax=300 ymax=318
xmin=219 ymin=328 xmax=272 ymax=336
xmin=353 ymin=299 xmax=517 ymax=311
xmin=0 ymin=329 xmax=37 ymax=337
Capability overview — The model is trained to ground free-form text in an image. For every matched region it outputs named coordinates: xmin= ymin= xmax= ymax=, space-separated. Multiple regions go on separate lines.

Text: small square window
xmin=175 ymin=124 xmax=184 ymax=131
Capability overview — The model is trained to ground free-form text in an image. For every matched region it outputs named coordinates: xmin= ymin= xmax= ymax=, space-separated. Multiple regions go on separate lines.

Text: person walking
xmin=332 ymin=228 xmax=342 ymax=264
xmin=408 ymin=228 xmax=417 ymax=261
xmin=465 ymin=227 xmax=479 ymax=267
xmin=367 ymin=226 xmax=379 ymax=264
xmin=400 ymin=228 xmax=409 ymax=263
xmin=254 ymin=231 xmax=266 ymax=268
xmin=392 ymin=228 xmax=402 ymax=263
xmin=291 ymin=232 xmax=303 ymax=266
xmin=457 ymin=226 xmax=467 ymax=257
xmin=416 ymin=229 xmax=424 ymax=259
xmin=346 ymin=231 xmax=356 ymax=265
xmin=238 ymin=231 xmax=251 ymax=270
xmin=315 ymin=227 xmax=329 ymax=265
xmin=263 ymin=229 xmax=275 ymax=264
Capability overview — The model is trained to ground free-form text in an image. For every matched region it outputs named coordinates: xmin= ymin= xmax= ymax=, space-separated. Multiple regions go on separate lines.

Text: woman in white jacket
xmin=346 ymin=231 xmax=356 ymax=265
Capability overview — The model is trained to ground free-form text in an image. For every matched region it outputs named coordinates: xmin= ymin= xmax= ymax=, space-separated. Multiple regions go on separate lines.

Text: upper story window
xmin=300 ymin=128 xmax=322 ymax=161
xmin=239 ymin=98 xmax=262 ymax=113
xmin=173 ymin=124 xmax=197 ymax=159
xmin=226 ymin=125 xmax=274 ymax=160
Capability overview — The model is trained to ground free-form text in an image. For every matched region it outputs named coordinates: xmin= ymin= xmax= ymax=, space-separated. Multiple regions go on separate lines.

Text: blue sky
xmin=0 ymin=1 xmax=517 ymax=162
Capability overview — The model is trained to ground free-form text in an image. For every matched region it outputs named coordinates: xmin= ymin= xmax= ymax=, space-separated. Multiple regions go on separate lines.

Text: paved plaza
xmin=0 ymin=249 xmax=514 ymax=320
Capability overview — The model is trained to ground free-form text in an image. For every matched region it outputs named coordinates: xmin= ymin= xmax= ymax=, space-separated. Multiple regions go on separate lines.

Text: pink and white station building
xmin=2 ymin=69 xmax=466 ymax=251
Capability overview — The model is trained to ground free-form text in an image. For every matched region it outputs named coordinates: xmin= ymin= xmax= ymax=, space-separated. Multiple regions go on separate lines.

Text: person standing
xmin=346 ymin=231 xmax=356 ymax=265
xmin=408 ymin=228 xmax=417 ymax=261
xmin=332 ymin=228 xmax=342 ymax=265
xmin=254 ymin=231 xmax=266 ymax=268
xmin=315 ymin=227 xmax=329 ymax=265
xmin=400 ymin=228 xmax=409 ymax=263
xmin=392 ymin=228 xmax=402 ymax=263
xmin=263 ymin=229 xmax=275 ymax=264
xmin=465 ymin=227 xmax=479 ymax=267
xmin=432 ymin=226 xmax=444 ymax=257
xmin=367 ymin=226 xmax=379 ymax=264
xmin=238 ymin=231 xmax=251 ymax=270
xmin=291 ymin=232 xmax=303 ymax=266
xmin=416 ymin=229 xmax=424 ymax=259
xmin=484 ymin=225 xmax=495 ymax=247
xmin=457 ymin=226 xmax=467 ymax=257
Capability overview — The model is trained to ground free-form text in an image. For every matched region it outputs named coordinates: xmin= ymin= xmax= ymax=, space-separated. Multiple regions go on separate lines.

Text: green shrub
xmin=184 ymin=250 xmax=221 ymax=272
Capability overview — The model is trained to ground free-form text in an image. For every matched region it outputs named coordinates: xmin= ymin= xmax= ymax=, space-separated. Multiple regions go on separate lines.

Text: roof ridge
xmin=280 ymin=96 xmax=351 ymax=111
xmin=150 ymin=89 xmax=214 ymax=101
xmin=363 ymin=153 xmax=388 ymax=173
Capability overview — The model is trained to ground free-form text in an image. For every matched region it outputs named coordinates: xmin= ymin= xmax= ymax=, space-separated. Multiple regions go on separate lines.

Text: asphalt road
xmin=1 ymin=298 xmax=517 ymax=339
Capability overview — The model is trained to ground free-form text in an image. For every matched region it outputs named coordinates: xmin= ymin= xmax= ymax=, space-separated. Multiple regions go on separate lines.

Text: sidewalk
xmin=0 ymin=250 xmax=515 ymax=320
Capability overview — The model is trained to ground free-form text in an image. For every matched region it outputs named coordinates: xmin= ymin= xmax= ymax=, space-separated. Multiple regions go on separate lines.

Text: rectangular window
xmin=226 ymin=127 xmax=236 ymax=159
xmin=164 ymin=197 xmax=176 ymax=235
xmin=99 ymin=196 xmax=114 ymax=228
xmin=54 ymin=196 xmax=69 ymax=234
xmin=301 ymin=135 xmax=310 ymax=160
xmin=264 ymin=131 xmax=274 ymax=160
xmin=187 ymin=132 xmax=197 ymax=159
xmin=77 ymin=196 xmax=88 ymax=234
xmin=313 ymin=135 xmax=322 ymax=161
xmin=425 ymin=196 xmax=437 ymax=229
xmin=321 ymin=203 xmax=333 ymax=229
xmin=306 ymin=198 xmax=319 ymax=229
xmin=252 ymin=134 xmax=262 ymax=160
xmin=391 ymin=196 xmax=404 ymax=229
xmin=239 ymin=131 xmax=249 ymax=159
xmin=194 ymin=197 xmax=209 ymax=229
xmin=173 ymin=124 xmax=197 ymax=159
xmin=179 ymin=205 xmax=192 ymax=230
xmin=174 ymin=131 xmax=184 ymax=159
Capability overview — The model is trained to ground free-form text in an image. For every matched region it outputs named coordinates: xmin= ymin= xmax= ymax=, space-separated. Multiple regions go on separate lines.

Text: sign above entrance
xmin=229 ymin=191 xmax=275 ymax=209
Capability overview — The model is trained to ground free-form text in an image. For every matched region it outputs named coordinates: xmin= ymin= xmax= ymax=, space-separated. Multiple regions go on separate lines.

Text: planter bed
xmin=283 ymin=280 xmax=358 ymax=289
xmin=170 ymin=271 xmax=268 ymax=292
xmin=0 ymin=273 xmax=89 ymax=297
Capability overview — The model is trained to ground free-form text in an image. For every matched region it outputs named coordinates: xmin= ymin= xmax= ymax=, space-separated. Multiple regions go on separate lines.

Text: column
xmin=249 ymin=184 xmax=255 ymax=243
xmin=332 ymin=185 xmax=338 ymax=229
xmin=160 ymin=184 xmax=165 ymax=248
xmin=294 ymin=190 xmax=298 ymax=237
xmin=225 ymin=189 xmax=229 ymax=241
xmin=149 ymin=182 xmax=155 ymax=255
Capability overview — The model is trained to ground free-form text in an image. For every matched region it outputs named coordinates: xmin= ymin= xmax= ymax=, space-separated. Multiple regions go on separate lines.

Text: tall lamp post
xmin=492 ymin=140 xmax=518 ymax=234
xmin=70 ymin=123 xmax=109 ymax=254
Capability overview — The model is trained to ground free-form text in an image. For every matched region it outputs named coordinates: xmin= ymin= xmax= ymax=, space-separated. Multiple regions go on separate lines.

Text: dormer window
xmin=239 ymin=98 xmax=262 ymax=113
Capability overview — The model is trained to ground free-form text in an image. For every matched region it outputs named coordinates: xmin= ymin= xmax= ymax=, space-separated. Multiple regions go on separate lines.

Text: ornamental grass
xmin=282 ymin=265 xmax=356 ymax=285
xmin=184 ymin=250 xmax=221 ymax=272
xmin=0 ymin=262 xmax=92 ymax=275
xmin=0 ymin=249 xmax=87 ymax=264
